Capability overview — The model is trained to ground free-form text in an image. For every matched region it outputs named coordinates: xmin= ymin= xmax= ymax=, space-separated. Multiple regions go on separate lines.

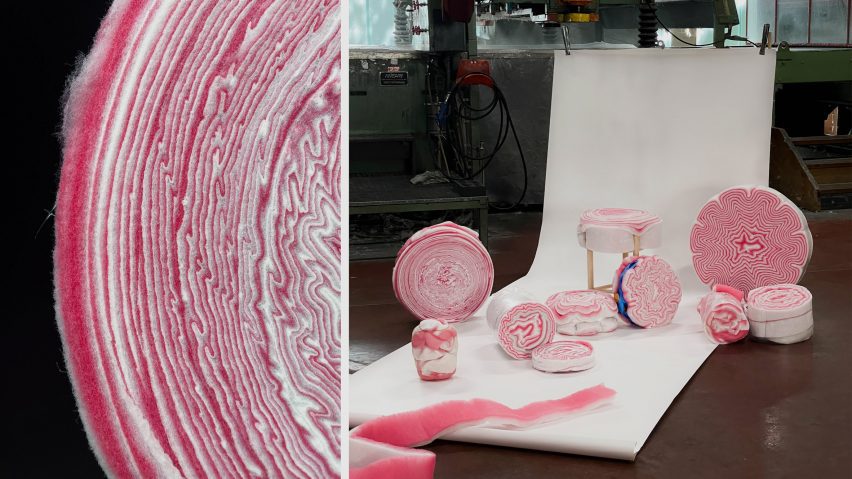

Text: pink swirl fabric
xmin=690 ymin=186 xmax=813 ymax=293
xmin=349 ymin=385 xmax=616 ymax=479
xmin=579 ymin=208 xmax=662 ymax=234
xmin=532 ymin=341 xmax=596 ymax=373
xmin=393 ymin=222 xmax=494 ymax=322
xmin=545 ymin=290 xmax=618 ymax=336
xmin=497 ymin=303 xmax=556 ymax=359
xmin=411 ymin=320 xmax=458 ymax=381
xmin=746 ymin=284 xmax=814 ymax=344
xmin=577 ymin=208 xmax=662 ymax=253
xmin=54 ymin=1 xmax=340 ymax=477
xmin=698 ymin=286 xmax=749 ymax=344
xmin=613 ymin=256 xmax=682 ymax=328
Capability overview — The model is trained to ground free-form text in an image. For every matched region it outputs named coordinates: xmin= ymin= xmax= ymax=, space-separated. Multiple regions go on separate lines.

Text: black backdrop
xmin=10 ymin=3 xmax=111 ymax=477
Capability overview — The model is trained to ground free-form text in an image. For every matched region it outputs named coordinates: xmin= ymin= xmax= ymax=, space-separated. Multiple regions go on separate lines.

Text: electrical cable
xmin=438 ymin=72 xmax=528 ymax=211
xmin=652 ymin=9 xmax=759 ymax=48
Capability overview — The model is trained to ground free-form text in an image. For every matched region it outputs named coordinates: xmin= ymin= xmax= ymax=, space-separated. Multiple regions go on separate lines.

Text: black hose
xmin=439 ymin=72 xmax=528 ymax=211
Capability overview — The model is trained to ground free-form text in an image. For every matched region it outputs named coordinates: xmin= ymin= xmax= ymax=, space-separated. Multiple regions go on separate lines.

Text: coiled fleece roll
xmin=393 ymin=222 xmax=493 ymax=322
xmin=746 ymin=284 xmax=814 ymax=344
xmin=698 ymin=285 xmax=749 ymax=344
xmin=532 ymin=341 xmax=596 ymax=373
xmin=490 ymin=294 xmax=556 ymax=360
xmin=545 ymin=290 xmax=618 ymax=336
xmin=690 ymin=185 xmax=813 ymax=293
xmin=54 ymin=1 xmax=340 ymax=477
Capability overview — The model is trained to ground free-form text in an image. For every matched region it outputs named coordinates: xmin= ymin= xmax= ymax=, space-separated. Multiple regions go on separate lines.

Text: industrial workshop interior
xmin=348 ymin=1 xmax=850 ymax=477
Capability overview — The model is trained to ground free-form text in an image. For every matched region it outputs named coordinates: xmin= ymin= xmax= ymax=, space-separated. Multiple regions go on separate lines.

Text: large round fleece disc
xmin=393 ymin=222 xmax=494 ymax=322
xmin=54 ymin=2 xmax=340 ymax=477
xmin=614 ymin=256 xmax=682 ymax=328
xmin=690 ymin=185 xmax=813 ymax=293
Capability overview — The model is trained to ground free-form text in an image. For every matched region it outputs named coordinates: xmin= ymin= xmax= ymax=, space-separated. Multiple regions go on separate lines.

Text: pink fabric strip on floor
xmin=349 ymin=384 xmax=616 ymax=478
xmin=54 ymin=1 xmax=340 ymax=477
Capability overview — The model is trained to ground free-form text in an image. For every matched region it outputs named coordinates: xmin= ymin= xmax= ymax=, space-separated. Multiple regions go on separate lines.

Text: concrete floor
xmin=349 ymin=210 xmax=852 ymax=478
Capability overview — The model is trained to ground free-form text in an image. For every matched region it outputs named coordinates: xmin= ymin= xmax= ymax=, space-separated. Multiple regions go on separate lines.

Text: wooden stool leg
xmin=587 ymin=249 xmax=594 ymax=289
xmin=633 ymin=235 xmax=640 ymax=257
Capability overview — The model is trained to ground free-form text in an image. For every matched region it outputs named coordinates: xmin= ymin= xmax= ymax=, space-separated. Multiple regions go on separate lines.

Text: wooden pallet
xmin=769 ymin=128 xmax=852 ymax=211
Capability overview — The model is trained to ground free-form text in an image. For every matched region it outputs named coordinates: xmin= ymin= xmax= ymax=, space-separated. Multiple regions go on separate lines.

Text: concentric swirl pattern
xmin=54 ymin=1 xmax=340 ymax=477
xmin=497 ymin=303 xmax=556 ymax=359
xmin=393 ymin=222 xmax=493 ymax=322
xmin=748 ymin=284 xmax=812 ymax=311
xmin=614 ymin=256 xmax=682 ymax=328
xmin=690 ymin=186 xmax=812 ymax=292
xmin=532 ymin=341 xmax=593 ymax=362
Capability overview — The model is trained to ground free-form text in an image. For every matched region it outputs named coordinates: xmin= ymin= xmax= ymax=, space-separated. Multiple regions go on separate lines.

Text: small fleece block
xmin=53 ymin=1 xmax=341 ymax=477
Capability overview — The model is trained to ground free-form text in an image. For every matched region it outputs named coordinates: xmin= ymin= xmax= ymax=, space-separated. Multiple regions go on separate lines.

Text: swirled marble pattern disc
xmin=690 ymin=185 xmax=812 ymax=293
xmin=531 ymin=341 xmax=595 ymax=373
xmin=614 ymin=256 xmax=682 ymax=328
xmin=54 ymin=1 xmax=340 ymax=477
xmin=496 ymin=303 xmax=556 ymax=359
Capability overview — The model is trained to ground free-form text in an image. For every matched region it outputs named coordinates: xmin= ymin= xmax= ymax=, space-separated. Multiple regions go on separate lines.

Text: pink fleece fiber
xmin=350 ymin=384 xmax=615 ymax=478
xmin=54 ymin=1 xmax=340 ymax=477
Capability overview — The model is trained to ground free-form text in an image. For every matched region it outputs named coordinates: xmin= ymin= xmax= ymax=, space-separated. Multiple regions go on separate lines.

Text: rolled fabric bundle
xmin=532 ymin=341 xmax=596 ymax=373
xmin=613 ymin=256 xmax=682 ymax=328
xmin=747 ymin=284 xmax=814 ymax=344
xmin=577 ymin=208 xmax=662 ymax=253
xmin=690 ymin=185 xmax=813 ymax=293
xmin=486 ymin=286 xmax=536 ymax=329
xmin=494 ymin=299 xmax=556 ymax=360
xmin=545 ymin=290 xmax=618 ymax=336
xmin=411 ymin=320 xmax=458 ymax=381
xmin=698 ymin=285 xmax=749 ymax=344
xmin=394 ymin=222 xmax=494 ymax=323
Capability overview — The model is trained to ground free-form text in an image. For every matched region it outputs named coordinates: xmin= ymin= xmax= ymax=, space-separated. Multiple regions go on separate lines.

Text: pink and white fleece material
xmin=746 ymin=284 xmax=814 ymax=344
xmin=690 ymin=185 xmax=813 ymax=293
xmin=411 ymin=320 xmax=458 ymax=381
xmin=393 ymin=222 xmax=494 ymax=323
xmin=698 ymin=285 xmax=749 ymax=344
xmin=577 ymin=208 xmax=662 ymax=253
xmin=496 ymin=302 xmax=556 ymax=359
xmin=545 ymin=290 xmax=618 ymax=336
xmin=54 ymin=1 xmax=340 ymax=477
xmin=613 ymin=255 xmax=682 ymax=328
xmin=349 ymin=384 xmax=616 ymax=479
xmin=531 ymin=341 xmax=596 ymax=373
